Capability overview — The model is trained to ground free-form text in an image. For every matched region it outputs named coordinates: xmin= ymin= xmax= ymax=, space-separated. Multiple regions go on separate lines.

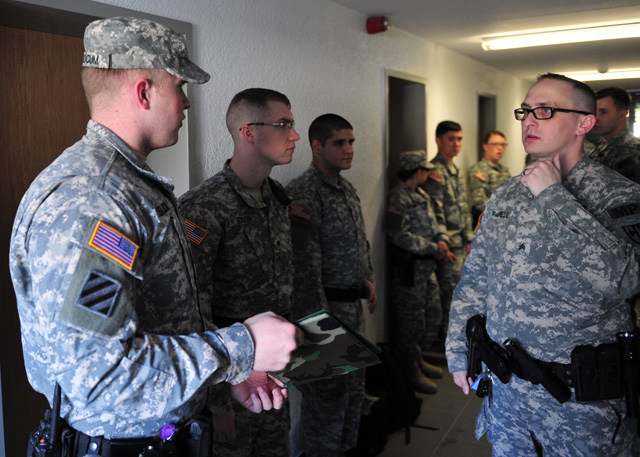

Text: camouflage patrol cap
xmin=82 ymin=16 xmax=210 ymax=84
xmin=397 ymin=150 xmax=433 ymax=171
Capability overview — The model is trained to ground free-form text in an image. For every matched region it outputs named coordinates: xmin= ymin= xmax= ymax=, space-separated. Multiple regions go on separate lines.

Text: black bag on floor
xmin=346 ymin=343 xmax=423 ymax=456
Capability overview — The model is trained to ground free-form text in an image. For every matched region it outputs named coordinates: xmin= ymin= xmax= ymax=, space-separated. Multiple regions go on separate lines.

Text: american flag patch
xmin=291 ymin=203 xmax=312 ymax=221
xmin=184 ymin=219 xmax=208 ymax=245
xmin=89 ymin=221 xmax=138 ymax=270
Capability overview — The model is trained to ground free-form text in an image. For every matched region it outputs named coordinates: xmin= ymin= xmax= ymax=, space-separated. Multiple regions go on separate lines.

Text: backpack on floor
xmin=346 ymin=343 xmax=423 ymax=456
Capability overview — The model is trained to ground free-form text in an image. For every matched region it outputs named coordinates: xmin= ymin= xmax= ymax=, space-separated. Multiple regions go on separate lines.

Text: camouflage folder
xmin=268 ymin=310 xmax=381 ymax=387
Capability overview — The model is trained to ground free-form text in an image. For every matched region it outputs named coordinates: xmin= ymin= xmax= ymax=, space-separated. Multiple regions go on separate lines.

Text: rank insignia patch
xmin=184 ymin=219 xmax=208 ymax=245
xmin=89 ymin=221 xmax=138 ymax=270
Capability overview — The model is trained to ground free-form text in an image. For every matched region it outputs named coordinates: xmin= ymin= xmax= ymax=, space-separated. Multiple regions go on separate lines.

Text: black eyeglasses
xmin=514 ymin=107 xmax=593 ymax=121
xmin=241 ymin=121 xmax=295 ymax=132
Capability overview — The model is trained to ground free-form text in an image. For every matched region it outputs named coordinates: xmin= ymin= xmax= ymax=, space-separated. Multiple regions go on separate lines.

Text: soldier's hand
xmin=229 ymin=371 xmax=289 ymax=413
xmin=520 ymin=153 xmax=561 ymax=197
xmin=452 ymin=371 xmax=473 ymax=395
xmin=364 ymin=279 xmax=377 ymax=314
xmin=212 ymin=409 xmax=235 ymax=442
xmin=243 ymin=311 xmax=302 ymax=372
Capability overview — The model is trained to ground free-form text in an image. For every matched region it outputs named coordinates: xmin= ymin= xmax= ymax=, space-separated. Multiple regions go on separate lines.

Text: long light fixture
xmin=564 ymin=68 xmax=640 ymax=82
xmin=481 ymin=22 xmax=640 ymax=51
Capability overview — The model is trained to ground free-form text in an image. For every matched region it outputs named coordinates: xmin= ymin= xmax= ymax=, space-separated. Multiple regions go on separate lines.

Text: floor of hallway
xmin=376 ymin=349 xmax=492 ymax=457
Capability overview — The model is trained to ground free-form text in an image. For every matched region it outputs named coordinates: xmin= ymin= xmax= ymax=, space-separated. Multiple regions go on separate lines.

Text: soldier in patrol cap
xmin=467 ymin=131 xmax=511 ymax=228
xmin=446 ymin=73 xmax=640 ymax=455
xmin=179 ymin=88 xmax=300 ymax=456
xmin=387 ymin=150 xmax=454 ymax=394
xmin=10 ymin=16 xmax=301 ymax=457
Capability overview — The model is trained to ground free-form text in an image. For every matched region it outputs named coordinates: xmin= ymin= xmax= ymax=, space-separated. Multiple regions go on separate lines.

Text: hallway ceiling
xmin=329 ymin=0 xmax=640 ymax=91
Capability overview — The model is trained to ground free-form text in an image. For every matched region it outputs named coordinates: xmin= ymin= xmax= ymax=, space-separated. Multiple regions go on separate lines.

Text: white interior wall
xmin=92 ymin=0 xmax=531 ymax=343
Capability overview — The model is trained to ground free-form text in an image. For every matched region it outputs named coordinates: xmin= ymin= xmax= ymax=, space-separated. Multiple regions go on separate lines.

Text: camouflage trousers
xmin=296 ymin=300 xmax=365 ymax=456
xmin=478 ymin=374 xmax=640 ymax=456
xmin=211 ymin=398 xmax=290 ymax=457
xmin=435 ymin=245 xmax=466 ymax=341
xmin=389 ymin=258 xmax=440 ymax=360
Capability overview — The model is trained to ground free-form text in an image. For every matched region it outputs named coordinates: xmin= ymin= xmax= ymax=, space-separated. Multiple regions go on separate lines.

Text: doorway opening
xmin=477 ymin=94 xmax=497 ymax=161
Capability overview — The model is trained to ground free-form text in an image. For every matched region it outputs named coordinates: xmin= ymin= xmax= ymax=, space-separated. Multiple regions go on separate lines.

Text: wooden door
xmin=0 ymin=25 xmax=90 ymax=456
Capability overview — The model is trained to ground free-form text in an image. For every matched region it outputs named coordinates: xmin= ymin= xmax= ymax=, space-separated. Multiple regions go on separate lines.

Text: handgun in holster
xmin=466 ymin=314 xmax=511 ymax=385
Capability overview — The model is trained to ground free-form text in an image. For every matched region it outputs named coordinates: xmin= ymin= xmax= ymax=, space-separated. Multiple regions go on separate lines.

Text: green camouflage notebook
xmin=268 ymin=310 xmax=381 ymax=387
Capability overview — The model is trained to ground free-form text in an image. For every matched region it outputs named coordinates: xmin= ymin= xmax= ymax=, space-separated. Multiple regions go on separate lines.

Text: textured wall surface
xmin=93 ymin=0 xmax=530 ymax=342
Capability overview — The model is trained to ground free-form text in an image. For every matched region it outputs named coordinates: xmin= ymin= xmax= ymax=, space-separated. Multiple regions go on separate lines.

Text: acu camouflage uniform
xmin=286 ymin=163 xmax=374 ymax=456
xmin=593 ymin=129 xmax=640 ymax=186
xmin=467 ymin=157 xmax=511 ymax=226
xmin=178 ymin=160 xmax=293 ymax=457
xmin=387 ymin=182 xmax=446 ymax=362
xmin=446 ymin=155 xmax=640 ymax=455
xmin=10 ymin=121 xmax=254 ymax=438
xmin=422 ymin=153 xmax=474 ymax=341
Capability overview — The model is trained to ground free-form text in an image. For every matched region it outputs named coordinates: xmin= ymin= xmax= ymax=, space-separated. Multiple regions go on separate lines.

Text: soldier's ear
xmin=311 ymin=139 xmax=323 ymax=156
xmin=577 ymin=114 xmax=596 ymax=136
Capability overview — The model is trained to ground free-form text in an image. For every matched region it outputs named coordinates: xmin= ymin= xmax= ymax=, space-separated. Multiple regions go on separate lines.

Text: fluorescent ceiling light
xmin=482 ymin=22 xmax=640 ymax=51
xmin=564 ymin=68 xmax=640 ymax=82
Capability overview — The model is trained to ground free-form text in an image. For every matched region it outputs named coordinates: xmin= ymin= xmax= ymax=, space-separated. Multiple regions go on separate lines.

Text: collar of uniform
xmin=561 ymin=153 xmax=592 ymax=195
xmin=86 ymin=120 xmax=175 ymax=194
xmin=480 ymin=157 xmax=504 ymax=172
xmin=222 ymin=159 xmax=269 ymax=208
xmin=433 ymin=153 xmax=458 ymax=175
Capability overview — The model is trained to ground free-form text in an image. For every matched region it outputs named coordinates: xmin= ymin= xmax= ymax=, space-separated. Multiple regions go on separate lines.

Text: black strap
xmin=324 ymin=286 xmax=366 ymax=302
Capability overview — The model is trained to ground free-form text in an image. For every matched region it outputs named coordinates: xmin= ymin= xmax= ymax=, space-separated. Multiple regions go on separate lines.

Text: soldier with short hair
xmin=10 ymin=17 xmax=300 ymax=457
xmin=178 ymin=87 xmax=301 ymax=457
xmin=592 ymin=86 xmax=640 ymax=185
xmin=286 ymin=113 xmax=377 ymax=457
xmin=446 ymin=74 xmax=640 ymax=455
xmin=422 ymin=121 xmax=473 ymax=345
xmin=468 ymin=131 xmax=511 ymax=227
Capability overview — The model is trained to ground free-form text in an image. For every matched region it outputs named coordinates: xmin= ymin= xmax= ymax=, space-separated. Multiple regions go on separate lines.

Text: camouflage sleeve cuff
xmin=213 ymin=323 xmax=254 ymax=385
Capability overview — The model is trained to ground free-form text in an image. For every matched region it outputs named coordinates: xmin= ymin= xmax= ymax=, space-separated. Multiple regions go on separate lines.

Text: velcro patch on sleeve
xmin=428 ymin=172 xmax=443 ymax=183
xmin=184 ymin=219 xmax=208 ymax=245
xmin=474 ymin=171 xmax=488 ymax=182
xmin=75 ymin=271 xmax=121 ymax=317
xmin=291 ymin=203 xmax=313 ymax=221
xmin=386 ymin=205 xmax=403 ymax=232
xmin=89 ymin=221 xmax=138 ymax=270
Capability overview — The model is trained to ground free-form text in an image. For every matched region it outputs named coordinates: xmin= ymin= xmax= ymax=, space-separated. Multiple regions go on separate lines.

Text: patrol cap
xmin=397 ymin=150 xmax=433 ymax=172
xmin=82 ymin=16 xmax=210 ymax=84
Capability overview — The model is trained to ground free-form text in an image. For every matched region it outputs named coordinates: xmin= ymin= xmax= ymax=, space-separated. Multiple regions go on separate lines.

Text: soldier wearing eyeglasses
xmin=446 ymin=73 xmax=640 ymax=455
xmin=467 ymin=131 xmax=511 ymax=228
xmin=178 ymin=88 xmax=301 ymax=457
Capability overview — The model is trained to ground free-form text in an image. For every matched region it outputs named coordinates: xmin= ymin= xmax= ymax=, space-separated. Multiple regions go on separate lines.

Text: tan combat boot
xmin=418 ymin=356 xmax=444 ymax=379
xmin=405 ymin=358 xmax=437 ymax=394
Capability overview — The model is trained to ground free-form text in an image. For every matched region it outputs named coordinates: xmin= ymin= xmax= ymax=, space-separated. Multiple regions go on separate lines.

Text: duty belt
xmin=323 ymin=286 xmax=367 ymax=302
